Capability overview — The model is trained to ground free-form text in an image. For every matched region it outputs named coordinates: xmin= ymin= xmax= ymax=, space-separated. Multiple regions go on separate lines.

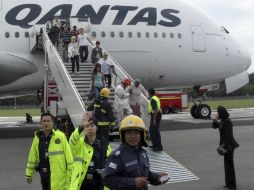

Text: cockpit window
xmin=220 ymin=26 xmax=229 ymax=34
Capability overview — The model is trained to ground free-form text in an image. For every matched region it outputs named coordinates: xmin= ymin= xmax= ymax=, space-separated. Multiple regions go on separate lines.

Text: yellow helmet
xmin=100 ymin=88 xmax=110 ymax=98
xmin=119 ymin=115 xmax=148 ymax=146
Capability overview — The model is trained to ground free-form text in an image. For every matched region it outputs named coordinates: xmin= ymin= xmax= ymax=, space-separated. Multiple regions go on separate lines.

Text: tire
xmin=191 ymin=105 xmax=199 ymax=118
xmin=197 ymin=104 xmax=211 ymax=119
xmin=162 ymin=107 xmax=170 ymax=114
xmin=172 ymin=106 xmax=179 ymax=114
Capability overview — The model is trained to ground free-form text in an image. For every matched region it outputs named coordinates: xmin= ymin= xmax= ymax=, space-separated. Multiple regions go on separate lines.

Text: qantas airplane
xmin=0 ymin=0 xmax=251 ymax=118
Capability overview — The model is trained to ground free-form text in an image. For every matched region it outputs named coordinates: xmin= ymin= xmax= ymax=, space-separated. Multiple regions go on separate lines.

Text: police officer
xmin=69 ymin=112 xmax=112 ymax=190
xmin=104 ymin=115 xmax=169 ymax=190
xmin=25 ymin=112 xmax=73 ymax=190
xmin=148 ymin=88 xmax=163 ymax=151
xmin=93 ymin=88 xmax=115 ymax=143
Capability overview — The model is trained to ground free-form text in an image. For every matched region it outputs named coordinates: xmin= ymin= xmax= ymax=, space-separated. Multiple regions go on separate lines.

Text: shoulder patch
xmin=109 ymin=162 xmax=118 ymax=169
xmin=55 ymin=138 xmax=61 ymax=144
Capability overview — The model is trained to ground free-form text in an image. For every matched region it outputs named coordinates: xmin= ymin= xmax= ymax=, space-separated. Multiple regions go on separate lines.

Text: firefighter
xmin=69 ymin=111 xmax=112 ymax=190
xmin=25 ymin=112 xmax=73 ymax=190
xmin=93 ymin=87 xmax=115 ymax=143
xmin=114 ymin=78 xmax=133 ymax=125
xmin=103 ymin=115 xmax=169 ymax=190
xmin=148 ymin=88 xmax=163 ymax=151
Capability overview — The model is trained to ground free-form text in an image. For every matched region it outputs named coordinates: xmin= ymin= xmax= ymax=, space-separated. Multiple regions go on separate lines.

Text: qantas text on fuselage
xmin=5 ymin=4 xmax=181 ymax=29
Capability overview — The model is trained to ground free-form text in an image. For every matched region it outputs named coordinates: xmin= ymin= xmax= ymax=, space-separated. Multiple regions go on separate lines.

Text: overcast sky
xmin=186 ymin=0 xmax=254 ymax=73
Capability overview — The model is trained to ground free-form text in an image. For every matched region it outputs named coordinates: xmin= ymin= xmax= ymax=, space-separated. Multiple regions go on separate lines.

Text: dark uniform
xmin=36 ymin=130 xmax=52 ymax=190
xmin=93 ymin=97 xmax=115 ymax=143
xmin=149 ymin=96 xmax=163 ymax=151
xmin=213 ymin=117 xmax=239 ymax=189
xmin=104 ymin=143 xmax=161 ymax=190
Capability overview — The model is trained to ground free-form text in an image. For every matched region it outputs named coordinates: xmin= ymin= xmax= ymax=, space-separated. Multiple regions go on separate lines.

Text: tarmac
xmin=0 ymin=108 xmax=253 ymax=189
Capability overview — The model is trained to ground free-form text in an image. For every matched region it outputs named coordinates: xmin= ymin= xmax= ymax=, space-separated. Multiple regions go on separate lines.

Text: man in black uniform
xmin=103 ymin=115 xmax=169 ymax=190
xmin=93 ymin=88 xmax=115 ymax=143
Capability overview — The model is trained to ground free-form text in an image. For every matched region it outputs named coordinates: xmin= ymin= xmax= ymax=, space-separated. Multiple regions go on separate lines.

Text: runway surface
xmin=0 ymin=108 xmax=253 ymax=189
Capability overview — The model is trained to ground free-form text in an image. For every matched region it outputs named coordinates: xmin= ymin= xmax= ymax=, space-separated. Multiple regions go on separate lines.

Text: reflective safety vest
xmin=69 ymin=128 xmax=112 ymax=190
xmin=148 ymin=95 xmax=161 ymax=113
xmin=25 ymin=129 xmax=73 ymax=190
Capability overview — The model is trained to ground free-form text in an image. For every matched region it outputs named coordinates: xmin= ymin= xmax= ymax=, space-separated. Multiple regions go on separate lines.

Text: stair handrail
xmin=41 ymin=25 xmax=86 ymax=126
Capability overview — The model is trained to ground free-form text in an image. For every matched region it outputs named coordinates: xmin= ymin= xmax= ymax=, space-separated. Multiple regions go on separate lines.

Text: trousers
xmin=39 ymin=170 xmax=50 ymax=190
xmin=149 ymin=113 xmax=162 ymax=149
xmin=224 ymin=150 xmax=236 ymax=188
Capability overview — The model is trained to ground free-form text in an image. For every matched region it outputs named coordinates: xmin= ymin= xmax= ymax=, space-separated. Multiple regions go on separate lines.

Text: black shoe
xmin=223 ymin=185 xmax=236 ymax=190
xmin=149 ymin=146 xmax=154 ymax=149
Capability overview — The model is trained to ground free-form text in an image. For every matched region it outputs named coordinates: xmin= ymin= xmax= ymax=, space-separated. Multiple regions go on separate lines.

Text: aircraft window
xmin=162 ymin=32 xmax=166 ymax=38
xmin=101 ymin=31 xmax=106 ymax=38
xmin=137 ymin=32 xmax=141 ymax=38
xmin=128 ymin=32 xmax=132 ymax=38
xmin=110 ymin=32 xmax=115 ymax=38
xmin=145 ymin=32 xmax=150 ymax=38
xmin=25 ymin=32 xmax=29 ymax=38
xmin=178 ymin=33 xmax=182 ymax=39
xmin=5 ymin=32 xmax=10 ymax=38
xmin=15 ymin=32 xmax=19 ymax=38
xmin=119 ymin=31 xmax=124 ymax=38
xmin=92 ymin=31 xmax=96 ymax=38
xmin=221 ymin=26 xmax=229 ymax=34
xmin=154 ymin=32 xmax=158 ymax=38
xmin=170 ymin=33 xmax=174 ymax=39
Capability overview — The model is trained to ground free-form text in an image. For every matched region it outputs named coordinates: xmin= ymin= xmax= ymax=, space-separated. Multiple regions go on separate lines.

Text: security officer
xmin=148 ymin=88 xmax=163 ymax=151
xmin=69 ymin=112 xmax=112 ymax=190
xmin=93 ymin=88 xmax=115 ymax=143
xmin=104 ymin=115 xmax=169 ymax=190
xmin=25 ymin=112 xmax=73 ymax=190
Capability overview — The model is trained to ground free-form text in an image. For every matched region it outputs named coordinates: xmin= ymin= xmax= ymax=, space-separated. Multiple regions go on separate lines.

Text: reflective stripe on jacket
xmin=148 ymin=95 xmax=161 ymax=113
xmin=94 ymin=99 xmax=115 ymax=127
xmin=25 ymin=129 xmax=73 ymax=190
xmin=69 ymin=128 xmax=112 ymax=190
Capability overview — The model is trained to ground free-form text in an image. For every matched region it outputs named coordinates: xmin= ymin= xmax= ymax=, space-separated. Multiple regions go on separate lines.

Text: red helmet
xmin=122 ymin=78 xmax=131 ymax=86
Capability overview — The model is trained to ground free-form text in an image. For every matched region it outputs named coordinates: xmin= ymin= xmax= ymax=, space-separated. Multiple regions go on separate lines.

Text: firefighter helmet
xmin=119 ymin=115 xmax=148 ymax=146
xmin=100 ymin=88 xmax=110 ymax=98
xmin=122 ymin=78 xmax=131 ymax=86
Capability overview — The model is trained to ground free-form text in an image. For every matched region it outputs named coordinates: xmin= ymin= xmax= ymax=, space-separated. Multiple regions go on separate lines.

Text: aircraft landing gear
xmin=190 ymin=87 xmax=211 ymax=119
xmin=191 ymin=104 xmax=211 ymax=119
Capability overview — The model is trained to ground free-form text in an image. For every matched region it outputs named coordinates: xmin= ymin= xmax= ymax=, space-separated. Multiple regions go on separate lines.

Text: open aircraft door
xmin=190 ymin=25 xmax=206 ymax=52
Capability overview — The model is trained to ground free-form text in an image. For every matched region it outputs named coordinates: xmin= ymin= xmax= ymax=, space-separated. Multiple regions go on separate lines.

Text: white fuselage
xmin=0 ymin=0 xmax=251 ymax=96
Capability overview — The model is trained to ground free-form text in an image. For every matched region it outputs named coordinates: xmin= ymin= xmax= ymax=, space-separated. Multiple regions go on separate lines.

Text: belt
xmin=39 ymin=168 xmax=49 ymax=173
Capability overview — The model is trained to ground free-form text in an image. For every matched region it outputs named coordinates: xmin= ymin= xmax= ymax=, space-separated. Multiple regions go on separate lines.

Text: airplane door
xmin=190 ymin=25 xmax=206 ymax=52
xmin=109 ymin=50 xmax=152 ymax=84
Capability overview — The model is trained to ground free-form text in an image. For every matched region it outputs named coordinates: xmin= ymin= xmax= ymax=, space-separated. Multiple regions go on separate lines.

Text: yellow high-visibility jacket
xmin=69 ymin=128 xmax=112 ymax=190
xmin=25 ymin=129 xmax=73 ymax=190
